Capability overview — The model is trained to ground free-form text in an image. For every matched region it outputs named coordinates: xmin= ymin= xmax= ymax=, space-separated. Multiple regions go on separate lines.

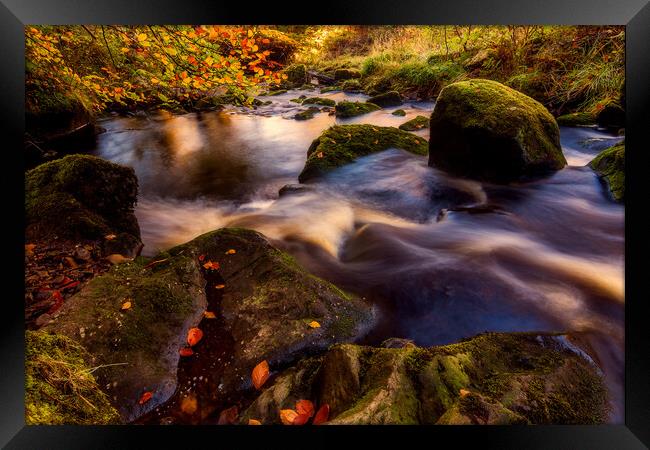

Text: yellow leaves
xmin=181 ymin=394 xmax=198 ymax=414
xmin=120 ymin=47 xmax=130 ymax=54
xmin=247 ymin=29 xmax=254 ymax=38
xmin=137 ymin=33 xmax=148 ymax=42
xmin=459 ymin=388 xmax=471 ymax=397
xmin=252 ymin=360 xmax=270 ymax=390
xmin=182 ymin=77 xmax=192 ymax=85
xmin=25 ymin=243 xmax=36 ymax=256
xmin=280 ymin=409 xmax=298 ymax=425
xmin=187 ymin=327 xmax=204 ymax=347
xmin=281 ymin=74 xmax=288 ymax=80
xmin=150 ymin=77 xmax=160 ymax=84
xmin=203 ymin=311 xmax=217 ymax=319
xmin=204 ymin=56 xmax=214 ymax=66
xmin=225 ymin=249 xmax=237 ymax=255
xmin=248 ymin=419 xmax=262 ymax=425
xmin=203 ymin=260 xmax=220 ymax=270
xmin=308 ymin=321 xmax=321 ymax=328
xmin=121 ymin=300 xmax=132 ymax=311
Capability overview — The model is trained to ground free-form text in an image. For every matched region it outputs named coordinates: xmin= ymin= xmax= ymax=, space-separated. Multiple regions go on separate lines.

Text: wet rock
xmin=278 ymin=184 xmax=314 ymax=197
xmin=294 ymin=110 xmax=317 ymax=121
xmin=334 ymin=68 xmax=362 ymax=81
xmin=392 ymin=109 xmax=407 ymax=116
xmin=282 ymin=64 xmax=308 ymax=86
xmin=298 ymin=124 xmax=428 ymax=182
xmin=398 ymin=115 xmax=429 ymax=131
xmin=597 ymin=101 xmax=625 ymax=130
xmin=242 ymin=332 xmax=609 ymax=425
xmin=556 ymin=111 xmax=597 ymax=127
xmin=589 ymin=141 xmax=624 ymax=202
xmin=340 ymin=79 xmax=363 ymax=92
xmin=428 ymin=79 xmax=566 ymax=183
xmin=334 ymin=101 xmax=380 ymax=118
xmin=367 ymin=91 xmax=402 ymax=107
xmin=381 ymin=337 xmax=415 ymax=348
xmin=301 ymin=97 xmax=336 ymax=107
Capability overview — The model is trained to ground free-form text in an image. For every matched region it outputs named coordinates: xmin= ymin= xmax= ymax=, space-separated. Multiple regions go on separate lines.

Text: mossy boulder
xmin=428 ymin=79 xmax=566 ymax=183
xmin=589 ymin=142 xmax=625 ymax=202
xmin=399 ymin=115 xmax=430 ymax=131
xmin=25 ymin=155 xmax=141 ymax=254
xmin=242 ymin=332 xmax=609 ymax=425
xmin=597 ymin=101 xmax=625 ymax=130
xmin=392 ymin=109 xmax=407 ymax=117
xmin=334 ymin=101 xmax=381 ymax=118
xmin=25 ymin=330 xmax=121 ymax=424
xmin=334 ymin=68 xmax=362 ymax=81
xmin=301 ymin=97 xmax=336 ymax=107
xmin=267 ymin=89 xmax=288 ymax=96
xmin=294 ymin=110 xmax=317 ymax=121
xmin=556 ymin=112 xmax=597 ymax=126
xmin=44 ymin=253 xmax=206 ymax=422
xmin=340 ymin=79 xmax=363 ymax=92
xmin=368 ymin=91 xmax=403 ymax=107
xmin=298 ymin=124 xmax=428 ymax=182
xmin=283 ymin=64 xmax=308 ymax=86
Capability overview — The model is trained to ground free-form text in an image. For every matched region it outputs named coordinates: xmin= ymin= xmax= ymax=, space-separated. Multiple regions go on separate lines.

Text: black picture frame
xmin=2 ymin=1 xmax=649 ymax=448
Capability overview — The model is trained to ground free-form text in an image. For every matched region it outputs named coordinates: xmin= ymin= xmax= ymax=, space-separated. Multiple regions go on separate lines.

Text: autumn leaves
xmin=279 ymin=401 xmax=330 ymax=426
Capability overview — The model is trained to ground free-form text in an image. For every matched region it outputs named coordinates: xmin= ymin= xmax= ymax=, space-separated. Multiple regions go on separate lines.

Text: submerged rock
xmin=334 ymin=68 xmax=362 ymax=80
xmin=294 ymin=110 xmax=317 ymax=120
xmin=298 ymin=124 xmax=428 ymax=182
xmin=340 ymin=79 xmax=363 ymax=92
xmin=428 ymin=79 xmax=566 ymax=183
xmin=334 ymin=101 xmax=380 ymax=118
xmin=367 ymin=91 xmax=402 ymax=107
xmin=241 ymin=332 xmax=609 ymax=425
xmin=589 ymin=141 xmax=625 ymax=202
xmin=25 ymin=155 xmax=141 ymax=255
xmin=392 ymin=109 xmax=407 ymax=116
xmin=301 ymin=97 xmax=336 ymax=107
xmin=399 ymin=115 xmax=429 ymax=131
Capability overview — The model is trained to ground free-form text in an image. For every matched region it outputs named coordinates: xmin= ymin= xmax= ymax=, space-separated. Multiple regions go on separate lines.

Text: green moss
xmin=589 ymin=142 xmax=625 ymax=202
xmin=398 ymin=115 xmax=429 ymax=131
xmin=299 ymin=124 xmax=428 ymax=181
xmin=25 ymin=330 xmax=121 ymax=424
xmin=334 ymin=101 xmax=380 ymax=118
xmin=294 ymin=110 xmax=316 ymax=120
xmin=334 ymin=68 xmax=361 ymax=80
xmin=392 ymin=109 xmax=406 ymax=116
xmin=267 ymin=89 xmax=288 ymax=96
xmin=283 ymin=64 xmax=307 ymax=85
xmin=320 ymin=86 xmax=340 ymax=93
xmin=556 ymin=112 xmax=597 ymax=126
xmin=301 ymin=97 xmax=336 ymax=107
xmin=367 ymin=91 xmax=402 ymax=107
xmin=340 ymin=79 xmax=363 ymax=92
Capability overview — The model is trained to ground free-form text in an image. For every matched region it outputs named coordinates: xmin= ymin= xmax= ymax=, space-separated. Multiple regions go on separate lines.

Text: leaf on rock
xmin=203 ymin=260 xmax=220 ymax=270
xmin=198 ymin=254 xmax=205 ymax=261
xmin=179 ymin=347 xmax=194 ymax=357
xmin=248 ymin=419 xmax=262 ymax=425
xmin=187 ymin=327 xmax=204 ymax=347
xmin=215 ymin=284 xmax=225 ymax=289
xmin=292 ymin=413 xmax=310 ymax=425
xmin=308 ymin=321 xmax=321 ymax=328
xmin=225 ymin=249 xmax=236 ymax=255
xmin=25 ymin=244 xmax=36 ymax=256
xmin=105 ymin=234 xmax=117 ymax=240
xmin=106 ymin=254 xmax=133 ymax=265
xmin=138 ymin=391 xmax=153 ymax=405
xmin=459 ymin=388 xmax=471 ymax=398
xmin=312 ymin=404 xmax=330 ymax=425
xmin=296 ymin=399 xmax=315 ymax=418
xmin=204 ymin=311 xmax=217 ymax=319
xmin=180 ymin=394 xmax=198 ymax=414
xmin=251 ymin=360 xmax=270 ymax=390
xmin=121 ymin=301 xmax=132 ymax=310
xmin=280 ymin=409 xmax=298 ymax=425
xmin=217 ymin=405 xmax=238 ymax=425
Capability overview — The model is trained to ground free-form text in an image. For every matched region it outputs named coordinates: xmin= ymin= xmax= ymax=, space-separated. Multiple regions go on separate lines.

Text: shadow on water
xmin=94 ymin=89 xmax=625 ymax=422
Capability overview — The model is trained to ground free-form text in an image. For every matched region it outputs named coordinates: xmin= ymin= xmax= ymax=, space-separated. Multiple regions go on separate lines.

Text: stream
xmin=94 ymin=88 xmax=625 ymax=423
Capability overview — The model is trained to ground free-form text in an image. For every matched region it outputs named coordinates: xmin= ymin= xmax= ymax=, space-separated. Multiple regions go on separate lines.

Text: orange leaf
xmin=459 ymin=388 xmax=471 ymax=397
xmin=280 ymin=409 xmax=298 ymax=425
xmin=248 ymin=419 xmax=262 ymax=425
xmin=204 ymin=311 xmax=217 ymax=319
xmin=251 ymin=360 xmax=270 ymax=390
xmin=180 ymin=394 xmax=197 ymax=414
xmin=218 ymin=405 xmax=238 ymax=425
xmin=138 ymin=391 xmax=153 ymax=405
xmin=308 ymin=321 xmax=321 ymax=328
xmin=25 ymin=243 xmax=36 ymax=256
xmin=225 ymin=249 xmax=236 ymax=255
xmin=203 ymin=260 xmax=220 ymax=270
xmin=215 ymin=284 xmax=225 ymax=289
xmin=296 ymin=399 xmax=315 ymax=418
xmin=105 ymin=234 xmax=117 ymax=240
xmin=179 ymin=347 xmax=194 ymax=357
xmin=187 ymin=327 xmax=204 ymax=347
xmin=313 ymin=404 xmax=330 ymax=425
xmin=121 ymin=301 xmax=132 ymax=311
xmin=292 ymin=413 xmax=310 ymax=425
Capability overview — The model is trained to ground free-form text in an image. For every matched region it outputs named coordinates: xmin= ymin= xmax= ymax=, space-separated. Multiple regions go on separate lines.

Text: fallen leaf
xmin=280 ymin=409 xmax=298 ymax=425
xmin=180 ymin=394 xmax=198 ymax=414
xmin=105 ymin=234 xmax=117 ymax=240
xmin=121 ymin=301 xmax=132 ymax=311
xmin=308 ymin=321 xmax=321 ymax=329
xmin=187 ymin=327 xmax=203 ymax=347
xmin=217 ymin=405 xmax=238 ymax=425
xmin=46 ymin=290 xmax=64 ymax=315
xmin=203 ymin=260 xmax=220 ymax=270
xmin=459 ymin=388 xmax=471 ymax=397
xmin=64 ymin=257 xmax=78 ymax=269
xmin=292 ymin=413 xmax=310 ymax=425
xmin=106 ymin=254 xmax=132 ymax=265
xmin=143 ymin=258 xmax=169 ymax=269
xmin=313 ymin=404 xmax=330 ymax=425
xmin=179 ymin=347 xmax=194 ymax=357
xmin=198 ymin=254 xmax=206 ymax=262
xmin=204 ymin=311 xmax=217 ymax=319
xmin=248 ymin=419 xmax=262 ymax=425
xmin=251 ymin=360 xmax=270 ymax=390
xmin=316 ymin=152 xmax=324 ymax=158
xmin=138 ymin=391 xmax=153 ymax=405
xmin=296 ymin=399 xmax=315 ymax=417
xmin=25 ymin=244 xmax=36 ymax=256
xmin=225 ymin=249 xmax=236 ymax=255
xmin=215 ymin=284 xmax=225 ymax=289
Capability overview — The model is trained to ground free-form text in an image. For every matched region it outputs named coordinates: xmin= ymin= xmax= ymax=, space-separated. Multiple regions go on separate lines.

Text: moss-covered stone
xmin=428 ymin=79 xmax=566 ymax=183
xmin=589 ymin=142 xmax=625 ymax=202
xmin=283 ymin=64 xmax=308 ymax=86
xmin=294 ymin=110 xmax=317 ymax=120
xmin=243 ymin=332 xmax=609 ymax=425
xmin=267 ymin=89 xmax=288 ymax=96
xmin=399 ymin=115 xmax=429 ymax=131
xmin=25 ymin=330 xmax=121 ymax=424
xmin=556 ymin=112 xmax=597 ymax=126
xmin=597 ymin=101 xmax=625 ymax=130
xmin=298 ymin=124 xmax=428 ymax=182
xmin=334 ymin=68 xmax=362 ymax=81
xmin=367 ymin=91 xmax=402 ymax=107
xmin=334 ymin=101 xmax=381 ymax=118
xmin=25 ymin=155 xmax=141 ymax=250
xmin=392 ymin=109 xmax=407 ymax=116
xmin=301 ymin=97 xmax=336 ymax=107
xmin=320 ymin=86 xmax=340 ymax=93
xmin=340 ymin=79 xmax=363 ymax=92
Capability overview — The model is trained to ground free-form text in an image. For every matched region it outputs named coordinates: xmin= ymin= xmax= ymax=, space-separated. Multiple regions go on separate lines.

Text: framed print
xmin=2 ymin=0 xmax=649 ymax=448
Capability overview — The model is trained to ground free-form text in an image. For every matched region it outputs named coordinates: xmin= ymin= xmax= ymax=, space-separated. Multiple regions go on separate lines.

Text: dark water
xmin=94 ymin=88 xmax=625 ymax=422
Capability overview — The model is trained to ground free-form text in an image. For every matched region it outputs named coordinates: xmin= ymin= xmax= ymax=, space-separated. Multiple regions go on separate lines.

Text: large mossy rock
xmin=241 ymin=333 xmax=609 ymax=425
xmin=399 ymin=115 xmax=430 ymax=131
xmin=334 ymin=68 xmax=362 ymax=81
xmin=283 ymin=64 xmax=308 ymax=87
xmin=25 ymin=155 xmax=141 ymax=254
xmin=589 ymin=141 xmax=625 ymax=202
xmin=25 ymin=330 xmax=121 ymax=425
xmin=298 ymin=125 xmax=428 ymax=182
xmin=334 ymin=101 xmax=380 ymax=118
xmin=428 ymin=79 xmax=566 ymax=183
xmin=556 ymin=111 xmax=597 ymax=127
xmin=171 ymin=228 xmax=373 ymax=392
xmin=367 ymin=91 xmax=402 ymax=107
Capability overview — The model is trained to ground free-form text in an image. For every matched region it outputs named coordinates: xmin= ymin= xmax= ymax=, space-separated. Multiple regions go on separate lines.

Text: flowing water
xmin=94 ymin=88 xmax=625 ymax=422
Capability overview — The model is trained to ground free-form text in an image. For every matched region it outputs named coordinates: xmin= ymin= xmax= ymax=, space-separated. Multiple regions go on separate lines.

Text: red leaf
xmin=292 ymin=413 xmax=310 ymax=425
xmin=312 ymin=404 xmax=330 ymax=425
xmin=187 ymin=327 xmax=203 ymax=347
xmin=46 ymin=290 xmax=64 ymax=315
xmin=179 ymin=347 xmax=194 ymax=357
xmin=198 ymin=254 xmax=206 ymax=261
xmin=138 ymin=391 xmax=153 ymax=405
xmin=251 ymin=360 xmax=270 ymax=390
xmin=296 ymin=399 xmax=315 ymax=418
